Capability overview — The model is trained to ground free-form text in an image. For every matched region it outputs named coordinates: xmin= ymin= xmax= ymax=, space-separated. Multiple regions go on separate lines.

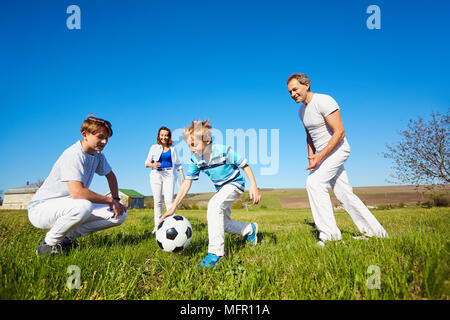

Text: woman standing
xmin=145 ymin=126 xmax=184 ymax=233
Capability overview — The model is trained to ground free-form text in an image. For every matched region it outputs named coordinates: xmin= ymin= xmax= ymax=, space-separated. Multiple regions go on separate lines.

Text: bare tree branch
xmin=383 ymin=110 xmax=449 ymax=186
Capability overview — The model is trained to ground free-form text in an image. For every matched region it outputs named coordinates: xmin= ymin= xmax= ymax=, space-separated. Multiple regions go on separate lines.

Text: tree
xmin=29 ymin=179 xmax=44 ymax=188
xmin=383 ymin=110 xmax=449 ymax=186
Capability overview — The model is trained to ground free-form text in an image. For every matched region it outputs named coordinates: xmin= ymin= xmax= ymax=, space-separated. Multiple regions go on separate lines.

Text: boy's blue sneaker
xmin=198 ymin=253 xmax=225 ymax=268
xmin=246 ymin=223 xmax=259 ymax=245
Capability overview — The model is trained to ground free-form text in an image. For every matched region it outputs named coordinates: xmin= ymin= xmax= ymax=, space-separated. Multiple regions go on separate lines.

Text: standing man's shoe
xmin=316 ymin=240 xmax=325 ymax=248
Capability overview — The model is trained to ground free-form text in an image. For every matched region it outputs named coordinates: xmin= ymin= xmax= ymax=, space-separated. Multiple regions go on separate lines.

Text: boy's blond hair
xmin=183 ymin=119 xmax=212 ymax=143
xmin=80 ymin=115 xmax=113 ymax=138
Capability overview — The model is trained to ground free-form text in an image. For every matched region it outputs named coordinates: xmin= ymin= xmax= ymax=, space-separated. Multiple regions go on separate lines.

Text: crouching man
xmin=28 ymin=115 xmax=127 ymax=256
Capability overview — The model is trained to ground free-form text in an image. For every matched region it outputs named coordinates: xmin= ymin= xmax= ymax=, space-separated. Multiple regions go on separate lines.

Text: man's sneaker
xmin=60 ymin=237 xmax=79 ymax=250
xmin=316 ymin=240 xmax=325 ymax=248
xmin=246 ymin=223 xmax=258 ymax=245
xmin=36 ymin=241 xmax=63 ymax=257
xmin=198 ymin=253 xmax=225 ymax=268
xmin=353 ymin=235 xmax=369 ymax=241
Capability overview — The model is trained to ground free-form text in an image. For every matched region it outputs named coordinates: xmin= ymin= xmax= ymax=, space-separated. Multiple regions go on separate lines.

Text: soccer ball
xmin=156 ymin=215 xmax=193 ymax=252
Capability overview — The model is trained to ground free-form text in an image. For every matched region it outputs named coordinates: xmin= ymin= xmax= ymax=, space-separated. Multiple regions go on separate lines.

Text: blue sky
xmin=1 ymin=0 xmax=449 ymax=196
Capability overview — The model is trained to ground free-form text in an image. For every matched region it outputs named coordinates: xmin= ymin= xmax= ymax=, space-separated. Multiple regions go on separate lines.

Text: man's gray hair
xmin=286 ymin=73 xmax=311 ymax=89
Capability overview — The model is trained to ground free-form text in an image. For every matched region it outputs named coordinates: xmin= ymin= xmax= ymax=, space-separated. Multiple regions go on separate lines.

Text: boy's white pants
xmin=28 ymin=198 xmax=127 ymax=246
xmin=150 ymin=169 xmax=175 ymax=227
xmin=306 ymin=148 xmax=388 ymax=242
xmin=207 ymin=184 xmax=253 ymax=256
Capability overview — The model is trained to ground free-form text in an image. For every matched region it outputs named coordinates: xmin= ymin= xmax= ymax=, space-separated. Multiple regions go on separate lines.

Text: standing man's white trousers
xmin=150 ymin=169 xmax=175 ymax=227
xmin=28 ymin=198 xmax=127 ymax=246
xmin=207 ymin=184 xmax=253 ymax=256
xmin=306 ymin=148 xmax=388 ymax=242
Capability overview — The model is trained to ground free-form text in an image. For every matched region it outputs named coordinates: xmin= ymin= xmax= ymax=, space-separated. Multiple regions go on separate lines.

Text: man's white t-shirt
xmin=29 ymin=141 xmax=112 ymax=206
xmin=299 ymin=93 xmax=351 ymax=153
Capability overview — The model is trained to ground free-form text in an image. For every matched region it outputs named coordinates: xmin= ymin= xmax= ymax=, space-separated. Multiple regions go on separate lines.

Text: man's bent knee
xmin=116 ymin=210 xmax=128 ymax=225
xmin=74 ymin=199 xmax=93 ymax=221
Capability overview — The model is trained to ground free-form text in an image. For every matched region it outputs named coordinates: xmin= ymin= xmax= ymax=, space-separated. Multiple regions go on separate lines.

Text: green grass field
xmin=0 ymin=205 xmax=449 ymax=300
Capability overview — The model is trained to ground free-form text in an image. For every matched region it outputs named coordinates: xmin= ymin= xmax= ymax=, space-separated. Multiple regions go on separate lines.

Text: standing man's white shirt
xmin=299 ymin=93 xmax=350 ymax=153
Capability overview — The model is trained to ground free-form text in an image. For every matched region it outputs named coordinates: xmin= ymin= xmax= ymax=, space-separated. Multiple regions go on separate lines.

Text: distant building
xmin=104 ymin=189 xmax=145 ymax=209
xmin=1 ymin=182 xmax=38 ymax=210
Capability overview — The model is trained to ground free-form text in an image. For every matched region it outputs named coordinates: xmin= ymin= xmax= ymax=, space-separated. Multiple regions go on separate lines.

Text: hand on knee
xmin=114 ymin=210 xmax=128 ymax=225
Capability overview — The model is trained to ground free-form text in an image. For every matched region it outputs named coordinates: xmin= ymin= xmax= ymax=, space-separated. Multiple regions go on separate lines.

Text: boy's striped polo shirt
xmin=185 ymin=144 xmax=247 ymax=192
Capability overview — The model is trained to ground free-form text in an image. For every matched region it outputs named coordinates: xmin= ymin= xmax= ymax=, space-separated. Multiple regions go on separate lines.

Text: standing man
xmin=287 ymin=73 xmax=388 ymax=247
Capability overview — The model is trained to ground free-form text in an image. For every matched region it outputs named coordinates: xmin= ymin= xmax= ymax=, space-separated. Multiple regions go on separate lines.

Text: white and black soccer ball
xmin=156 ymin=215 xmax=193 ymax=252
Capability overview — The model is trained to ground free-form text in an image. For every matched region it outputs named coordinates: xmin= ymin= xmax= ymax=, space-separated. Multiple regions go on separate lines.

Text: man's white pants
xmin=207 ymin=184 xmax=253 ymax=256
xmin=28 ymin=198 xmax=127 ymax=246
xmin=306 ymin=148 xmax=388 ymax=242
xmin=150 ymin=169 xmax=175 ymax=227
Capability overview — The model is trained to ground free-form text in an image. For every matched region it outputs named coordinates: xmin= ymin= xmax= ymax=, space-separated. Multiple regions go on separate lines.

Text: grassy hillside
xmin=0 ymin=206 xmax=449 ymax=300
xmin=144 ymin=186 xmax=450 ymax=210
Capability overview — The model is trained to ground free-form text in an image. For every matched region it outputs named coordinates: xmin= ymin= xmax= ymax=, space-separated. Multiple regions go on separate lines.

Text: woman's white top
xmin=145 ymin=144 xmax=182 ymax=173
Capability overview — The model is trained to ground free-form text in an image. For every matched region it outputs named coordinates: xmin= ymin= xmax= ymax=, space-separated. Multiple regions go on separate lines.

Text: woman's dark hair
xmin=157 ymin=126 xmax=173 ymax=146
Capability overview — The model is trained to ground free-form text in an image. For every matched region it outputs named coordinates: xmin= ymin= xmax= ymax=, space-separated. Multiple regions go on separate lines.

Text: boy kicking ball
xmin=158 ymin=120 xmax=261 ymax=268
xmin=28 ymin=115 xmax=127 ymax=256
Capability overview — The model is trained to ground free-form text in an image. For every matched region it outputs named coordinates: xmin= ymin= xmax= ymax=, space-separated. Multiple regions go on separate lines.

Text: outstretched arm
xmin=178 ymin=167 xmax=185 ymax=182
xmin=242 ymin=165 xmax=261 ymax=204
xmin=158 ymin=179 xmax=192 ymax=224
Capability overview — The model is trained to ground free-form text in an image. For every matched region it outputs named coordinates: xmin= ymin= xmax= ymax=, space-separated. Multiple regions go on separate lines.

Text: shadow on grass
xmin=224 ymin=231 xmax=279 ymax=255
xmin=83 ymin=229 xmax=155 ymax=248
xmin=192 ymin=222 xmax=207 ymax=231
xmin=341 ymin=230 xmax=365 ymax=238
xmin=77 ymin=220 xmax=280 ymax=258
xmin=305 ymin=221 xmax=320 ymax=239
xmin=181 ymin=239 xmax=207 ymax=257
xmin=258 ymin=232 xmax=277 ymax=245
xmin=304 ymin=220 xmax=366 ymax=240
xmin=170 ymin=229 xmax=281 ymax=259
